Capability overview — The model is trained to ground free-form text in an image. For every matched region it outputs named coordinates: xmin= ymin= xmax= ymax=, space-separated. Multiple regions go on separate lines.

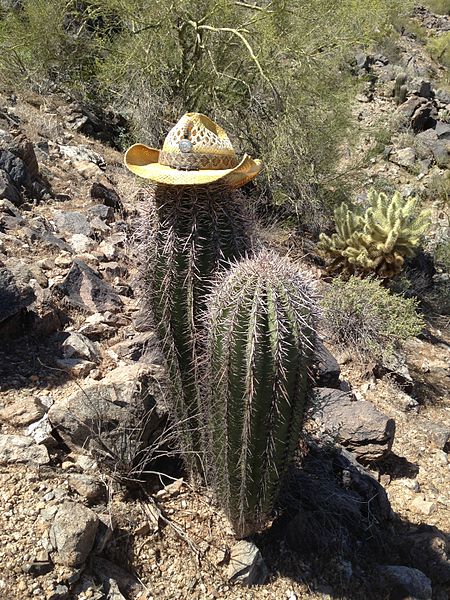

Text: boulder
xmin=411 ymin=101 xmax=437 ymax=133
xmin=53 ymin=211 xmax=91 ymax=236
xmin=61 ymin=332 xmax=101 ymax=362
xmin=68 ymin=233 xmax=95 ymax=253
xmin=49 ymin=502 xmax=99 ymax=566
xmin=435 ymin=121 xmax=450 ymax=140
xmin=397 ymin=96 xmax=427 ymax=119
xmin=68 ymin=474 xmax=105 ymax=503
xmin=389 ymin=147 xmax=416 ymax=169
xmin=56 ymin=259 xmax=123 ymax=314
xmin=0 ymin=434 xmax=49 ymax=465
xmin=431 ymin=139 xmax=450 ymax=168
xmin=0 ymin=396 xmax=46 ymax=427
xmin=0 ymin=148 xmax=27 ymax=189
xmin=0 ymin=169 xmax=21 ymax=205
xmin=58 ymin=145 xmax=105 ymax=169
xmin=227 ymin=541 xmax=268 ymax=586
xmin=312 ymin=340 xmax=341 ymax=388
xmin=416 ymin=419 xmax=450 ymax=450
xmin=282 ymin=443 xmax=392 ymax=556
xmin=310 ymin=388 xmax=395 ymax=461
xmin=90 ymin=183 xmax=123 ymax=211
xmin=397 ymin=526 xmax=450 ymax=585
xmin=0 ymin=265 xmax=35 ymax=323
xmin=48 ymin=363 xmax=167 ymax=456
xmin=87 ymin=204 xmax=114 ymax=223
xmin=377 ymin=565 xmax=432 ymax=600
xmin=7 ymin=133 xmax=39 ymax=181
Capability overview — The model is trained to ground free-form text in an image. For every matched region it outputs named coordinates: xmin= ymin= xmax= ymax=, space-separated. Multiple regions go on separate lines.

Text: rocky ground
xmin=0 ymin=6 xmax=449 ymax=600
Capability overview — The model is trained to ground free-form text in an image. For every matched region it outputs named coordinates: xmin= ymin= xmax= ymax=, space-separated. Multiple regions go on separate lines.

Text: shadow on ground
xmin=0 ymin=329 xmax=70 ymax=392
xmin=255 ymin=441 xmax=450 ymax=600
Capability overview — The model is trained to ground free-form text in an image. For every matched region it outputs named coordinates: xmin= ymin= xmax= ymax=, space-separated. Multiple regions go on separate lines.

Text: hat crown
xmin=159 ymin=113 xmax=239 ymax=171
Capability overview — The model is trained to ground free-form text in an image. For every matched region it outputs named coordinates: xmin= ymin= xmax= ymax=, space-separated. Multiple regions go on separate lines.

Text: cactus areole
xmin=204 ymin=252 xmax=317 ymax=537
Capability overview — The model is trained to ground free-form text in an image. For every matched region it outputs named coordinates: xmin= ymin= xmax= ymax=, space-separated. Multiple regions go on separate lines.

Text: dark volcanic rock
xmin=0 ymin=148 xmax=27 ymax=189
xmin=0 ymin=169 xmax=21 ymax=205
xmin=282 ymin=442 xmax=392 ymax=557
xmin=90 ymin=183 xmax=123 ymax=211
xmin=8 ymin=133 xmax=39 ymax=181
xmin=0 ymin=265 xmax=35 ymax=323
xmin=312 ymin=340 xmax=341 ymax=388
xmin=310 ymin=388 xmax=396 ymax=461
xmin=56 ymin=260 xmax=123 ymax=313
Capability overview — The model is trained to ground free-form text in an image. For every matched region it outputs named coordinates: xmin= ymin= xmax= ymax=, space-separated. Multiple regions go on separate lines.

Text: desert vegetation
xmin=0 ymin=1 xmax=449 ymax=599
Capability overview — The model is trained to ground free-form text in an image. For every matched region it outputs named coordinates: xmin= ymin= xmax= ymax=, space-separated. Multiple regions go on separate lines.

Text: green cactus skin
xmin=318 ymin=189 xmax=431 ymax=279
xmin=138 ymin=183 xmax=253 ymax=476
xmin=394 ymin=73 xmax=407 ymax=105
xmin=397 ymin=84 xmax=408 ymax=105
xmin=203 ymin=251 xmax=317 ymax=537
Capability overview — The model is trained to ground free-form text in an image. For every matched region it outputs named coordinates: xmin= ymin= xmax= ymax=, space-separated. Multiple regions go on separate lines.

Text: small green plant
xmin=427 ymin=33 xmax=450 ymax=70
xmin=322 ymin=276 xmax=424 ymax=360
xmin=318 ymin=189 xmax=431 ymax=278
xmin=434 ymin=238 xmax=450 ymax=272
xmin=203 ymin=251 xmax=317 ymax=537
xmin=422 ymin=0 xmax=450 ymax=14
xmin=394 ymin=73 xmax=408 ymax=105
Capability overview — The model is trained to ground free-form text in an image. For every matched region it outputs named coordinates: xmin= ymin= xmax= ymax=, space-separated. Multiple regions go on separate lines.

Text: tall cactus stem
xmin=136 ymin=183 xmax=253 ymax=477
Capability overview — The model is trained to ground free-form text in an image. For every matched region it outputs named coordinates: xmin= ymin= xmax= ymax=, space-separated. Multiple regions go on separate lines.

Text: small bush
xmin=422 ymin=0 xmax=450 ymax=15
xmin=322 ymin=276 xmax=424 ymax=360
xmin=427 ymin=33 xmax=450 ymax=70
xmin=434 ymin=238 xmax=450 ymax=272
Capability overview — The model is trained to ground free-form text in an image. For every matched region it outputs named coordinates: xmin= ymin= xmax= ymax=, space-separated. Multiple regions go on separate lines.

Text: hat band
xmin=159 ymin=150 xmax=239 ymax=171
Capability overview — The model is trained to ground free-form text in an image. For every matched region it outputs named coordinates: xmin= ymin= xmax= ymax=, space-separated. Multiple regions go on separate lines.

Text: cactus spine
xmin=139 ymin=183 xmax=253 ymax=476
xmin=203 ymin=252 xmax=317 ymax=537
xmin=318 ymin=189 xmax=431 ymax=278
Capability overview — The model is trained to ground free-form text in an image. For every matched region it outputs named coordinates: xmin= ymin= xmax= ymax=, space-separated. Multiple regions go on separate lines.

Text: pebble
xmin=411 ymin=496 xmax=437 ymax=516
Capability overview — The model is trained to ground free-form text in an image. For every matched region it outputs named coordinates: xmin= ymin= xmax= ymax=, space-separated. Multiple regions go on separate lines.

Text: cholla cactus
xmin=318 ymin=190 xmax=431 ymax=278
xmin=138 ymin=183 xmax=253 ymax=476
xmin=203 ymin=251 xmax=317 ymax=537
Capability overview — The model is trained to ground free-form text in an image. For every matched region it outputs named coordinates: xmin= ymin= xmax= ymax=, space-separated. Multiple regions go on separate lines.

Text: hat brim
xmin=124 ymin=144 xmax=262 ymax=188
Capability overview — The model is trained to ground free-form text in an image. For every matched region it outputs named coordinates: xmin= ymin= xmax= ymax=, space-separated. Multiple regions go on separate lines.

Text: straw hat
xmin=124 ymin=113 xmax=262 ymax=188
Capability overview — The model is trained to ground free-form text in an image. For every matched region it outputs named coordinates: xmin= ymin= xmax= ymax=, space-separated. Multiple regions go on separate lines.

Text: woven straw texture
xmin=124 ymin=112 xmax=262 ymax=188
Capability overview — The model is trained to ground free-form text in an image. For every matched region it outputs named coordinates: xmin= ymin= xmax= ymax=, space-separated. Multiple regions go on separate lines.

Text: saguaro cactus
xmin=138 ymin=183 xmax=253 ymax=475
xmin=203 ymin=251 xmax=317 ymax=537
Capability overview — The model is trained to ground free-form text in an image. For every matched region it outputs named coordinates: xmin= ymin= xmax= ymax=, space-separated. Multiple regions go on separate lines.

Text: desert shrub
xmin=434 ymin=238 xmax=450 ymax=272
xmin=0 ymin=0 xmax=413 ymax=229
xmin=322 ymin=276 xmax=424 ymax=360
xmin=0 ymin=1 xmax=109 ymax=93
xmin=427 ymin=32 xmax=450 ymax=69
xmin=422 ymin=0 xmax=450 ymax=15
xmin=427 ymin=170 xmax=450 ymax=219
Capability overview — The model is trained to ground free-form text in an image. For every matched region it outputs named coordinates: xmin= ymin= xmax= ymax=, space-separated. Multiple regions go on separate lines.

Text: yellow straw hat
xmin=124 ymin=113 xmax=262 ymax=188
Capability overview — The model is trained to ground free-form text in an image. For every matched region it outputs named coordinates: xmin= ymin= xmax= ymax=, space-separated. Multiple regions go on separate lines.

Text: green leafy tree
xmin=0 ymin=0 xmax=413 ymax=226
